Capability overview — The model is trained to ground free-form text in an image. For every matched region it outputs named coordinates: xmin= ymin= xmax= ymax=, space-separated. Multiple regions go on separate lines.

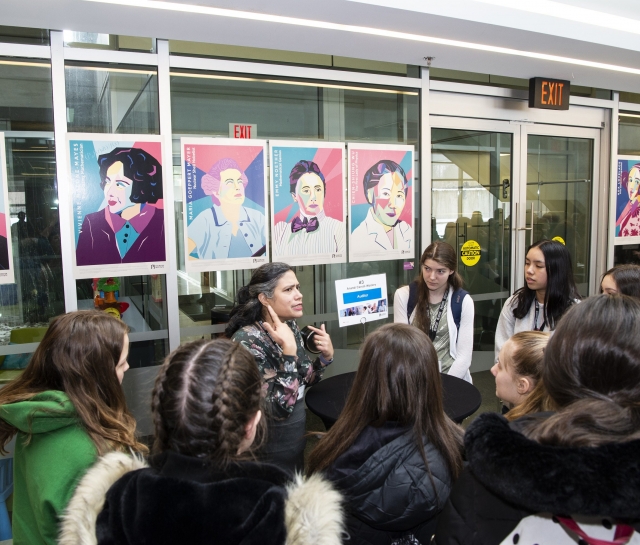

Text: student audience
xmin=0 ymin=311 xmax=144 ymax=545
xmin=435 ymin=295 xmax=640 ymax=544
xmin=308 ymin=323 xmax=464 ymax=545
xmin=226 ymin=262 xmax=334 ymax=473
xmin=600 ymin=263 xmax=640 ymax=298
xmin=495 ymin=239 xmax=580 ymax=360
xmin=491 ymin=330 xmax=552 ymax=421
xmin=59 ymin=338 xmax=344 ymax=545
xmin=394 ymin=242 xmax=475 ymax=382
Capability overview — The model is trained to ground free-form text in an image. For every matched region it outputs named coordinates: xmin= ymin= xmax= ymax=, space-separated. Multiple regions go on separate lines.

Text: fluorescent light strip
xmin=71 ymin=65 xmax=156 ymax=75
xmin=84 ymin=0 xmax=640 ymax=76
xmin=470 ymin=0 xmax=640 ymax=35
xmin=620 ymin=113 xmax=640 ymax=119
xmin=170 ymin=71 xmax=418 ymax=95
xmin=0 ymin=60 xmax=50 ymax=68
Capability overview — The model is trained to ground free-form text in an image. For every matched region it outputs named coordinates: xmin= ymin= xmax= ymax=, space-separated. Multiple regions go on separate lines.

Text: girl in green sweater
xmin=0 ymin=310 xmax=146 ymax=545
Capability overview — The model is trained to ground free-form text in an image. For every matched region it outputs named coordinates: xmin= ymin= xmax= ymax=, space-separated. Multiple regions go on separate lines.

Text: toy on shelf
xmin=93 ymin=278 xmax=129 ymax=319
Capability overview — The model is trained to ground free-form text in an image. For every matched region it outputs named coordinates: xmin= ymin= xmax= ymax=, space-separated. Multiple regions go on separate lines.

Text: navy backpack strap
xmin=450 ymin=288 xmax=469 ymax=333
xmin=406 ymin=281 xmax=419 ymax=324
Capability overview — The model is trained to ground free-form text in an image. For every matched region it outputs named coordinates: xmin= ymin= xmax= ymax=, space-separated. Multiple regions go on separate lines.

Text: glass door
xmin=515 ymin=125 xmax=600 ymax=297
xmin=431 ymin=120 xmax=600 ymax=368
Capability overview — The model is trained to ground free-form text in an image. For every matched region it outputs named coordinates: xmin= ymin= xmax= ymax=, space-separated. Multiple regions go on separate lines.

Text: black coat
xmin=325 ymin=423 xmax=453 ymax=545
xmin=435 ymin=412 xmax=640 ymax=545
xmin=59 ymin=450 xmax=345 ymax=545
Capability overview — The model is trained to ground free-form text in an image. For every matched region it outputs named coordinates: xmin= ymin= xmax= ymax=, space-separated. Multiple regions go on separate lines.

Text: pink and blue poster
xmin=68 ymin=134 xmax=167 ymax=279
xmin=615 ymin=156 xmax=640 ymax=242
xmin=182 ymin=138 xmax=268 ymax=272
xmin=270 ymin=141 xmax=345 ymax=266
xmin=0 ymin=136 xmax=15 ymax=284
xmin=348 ymin=144 xmax=414 ymax=263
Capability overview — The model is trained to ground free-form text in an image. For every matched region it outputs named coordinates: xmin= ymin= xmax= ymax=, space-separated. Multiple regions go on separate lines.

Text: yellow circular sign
xmin=460 ymin=240 xmax=481 ymax=266
xmin=552 ymin=236 xmax=566 ymax=245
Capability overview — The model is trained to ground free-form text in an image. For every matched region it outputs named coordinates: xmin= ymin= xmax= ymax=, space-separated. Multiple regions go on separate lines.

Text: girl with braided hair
xmin=435 ymin=295 xmax=640 ymax=545
xmin=59 ymin=338 xmax=344 ymax=545
xmin=227 ymin=262 xmax=334 ymax=473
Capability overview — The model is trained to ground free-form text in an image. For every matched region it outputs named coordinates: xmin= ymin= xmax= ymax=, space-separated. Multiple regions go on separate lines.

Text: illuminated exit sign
xmin=529 ymin=78 xmax=570 ymax=110
xmin=229 ymin=123 xmax=257 ymax=138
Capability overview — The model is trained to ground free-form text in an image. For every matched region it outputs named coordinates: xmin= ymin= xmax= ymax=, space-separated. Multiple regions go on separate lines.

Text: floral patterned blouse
xmin=231 ymin=320 xmax=325 ymax=420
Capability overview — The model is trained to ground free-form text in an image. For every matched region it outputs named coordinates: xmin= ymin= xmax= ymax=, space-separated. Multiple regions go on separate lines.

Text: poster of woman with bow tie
xmin=270 ymin=141 xmax=346 ymax=266
xmin=182 ymin=138 xmax=269 ymax=272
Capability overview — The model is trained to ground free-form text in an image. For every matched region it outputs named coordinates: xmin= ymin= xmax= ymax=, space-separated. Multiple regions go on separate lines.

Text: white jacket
xmin=394 ymin=285 xmax=474 ymax=383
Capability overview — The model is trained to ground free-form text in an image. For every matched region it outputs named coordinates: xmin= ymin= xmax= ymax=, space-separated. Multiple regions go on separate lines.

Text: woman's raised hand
xmin=262 ymin=304 xmax=297 ymax=356
xmin=308 ymin=324 xmax=334 ymax=362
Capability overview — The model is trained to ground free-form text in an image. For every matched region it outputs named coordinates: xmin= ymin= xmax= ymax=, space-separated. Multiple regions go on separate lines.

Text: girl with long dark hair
xmin=436 ymin=295 xmax=640 ymax=544
xmin=600 ymin=263 xmax=640 ymax=298
xmin=308 ymin=323 xmax=464 ymax=545
xmin=60 ymin=338 xmax=344 ymax=545
xmin=494 ymin=239 xmax=580 ymax=360
xmin=226 ymin=262 xmax=334 ymax=473
xmin=395 ymin=241 xmax=475 ymax=382
xmin=0 ymin=311 xmax=144 ymax=545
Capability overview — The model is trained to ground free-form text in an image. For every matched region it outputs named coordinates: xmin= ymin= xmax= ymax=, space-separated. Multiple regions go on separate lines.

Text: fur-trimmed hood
xmin=59 ymin=451 xmax=344 ymax=545
xmin=465 ymin=412 xmax=640 ymax=519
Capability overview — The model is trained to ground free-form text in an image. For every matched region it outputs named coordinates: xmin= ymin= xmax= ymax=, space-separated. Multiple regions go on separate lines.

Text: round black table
xmin=305 ymin=372 xmax=482 ymax=428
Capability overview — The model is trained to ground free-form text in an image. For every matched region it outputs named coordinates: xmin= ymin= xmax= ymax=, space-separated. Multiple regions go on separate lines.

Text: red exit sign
xmin=229 ymin=123 xmax=257 ymax=139
xmin=529 ymin=78 xmax=570 ymax=110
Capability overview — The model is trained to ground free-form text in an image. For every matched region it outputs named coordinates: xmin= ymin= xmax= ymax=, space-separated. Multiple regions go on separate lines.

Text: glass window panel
xmin=171 ymin=73 xmax=419 ymax=354
xmin=0 ymin=59 xmax=53 ymax=132
xmin=613 ymin=244 xmax=640 ymax=266
xmin=65 ymin=64 xmax=159 ymax=134
xmin=0 ymin=26 xmax=49 ymax=46
xmin=619 ymin=113 xmax=640 ymax=155
xmin=64 ymin=33 xmax=155 ymax=53
xmin=1 ymin=137 xmax=60 ymax=359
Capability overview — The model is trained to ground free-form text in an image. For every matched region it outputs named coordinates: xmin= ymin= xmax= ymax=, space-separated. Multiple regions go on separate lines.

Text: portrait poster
xmin=182 ymin=138 xmax=269 ymax=272
xmin=68 ymin=134 xmax=168 ymax=279
xmin=335 ymin=273 xmax=388 ymax=327
xmin=615 ymin=156 xmax=640 ymax=244
xmin=0 ymin=136 xmax=15 ymax=284
xmin=348 ymin=143 xmax=414 ymax=263
xmin=270 ymin=141 xmax=346 ymax=266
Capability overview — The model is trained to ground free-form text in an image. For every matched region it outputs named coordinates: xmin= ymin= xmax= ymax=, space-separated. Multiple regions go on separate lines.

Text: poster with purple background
xmin=615 ymin=156 xmax=640 ymax=242
xmin=182 ymin=138 xmax=268 ymax=272
xmin=348 ymin=144 xmax=414 ymax=263
xmin=68 ymin=134 xmax=167 ymax=279
xmin=0 ymin=136 xmax=15 ymax=284
xmin=270 ymin=141 xmax=346 ymax=266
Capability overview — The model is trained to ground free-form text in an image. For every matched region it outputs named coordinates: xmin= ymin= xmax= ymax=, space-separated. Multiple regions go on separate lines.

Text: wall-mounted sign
xmin=229 ymin=123 xmax=257 ymax=139
xmin=529 ymin=77 xmax=570 ymax=110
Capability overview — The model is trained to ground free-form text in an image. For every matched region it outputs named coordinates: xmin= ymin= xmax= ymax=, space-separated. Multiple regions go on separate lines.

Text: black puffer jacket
xmin=434 ymin=412 xmax=640 ymax=545
xmin=325 ymin=423 xmax=454 ymax=545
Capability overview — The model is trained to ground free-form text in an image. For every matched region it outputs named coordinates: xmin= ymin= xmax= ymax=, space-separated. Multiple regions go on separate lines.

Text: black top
xmin=305 ymin=372 xmax=481 ymax=427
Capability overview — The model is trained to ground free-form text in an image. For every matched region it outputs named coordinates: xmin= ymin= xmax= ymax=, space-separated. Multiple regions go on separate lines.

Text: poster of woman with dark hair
xmin=348 ymin=144 xmax=414 ymax=263
xmin=68 ymin=135 xmax=167 ymax=278
xmin=270 ymin=141 xmax=345 ymax=266
xmin=616 ymin=157 xmax=640 ymax=242
xmin=182 ymin=138 xmax=268 ymax=272
xmin=0 ymin=136 xmax=15 ymax=284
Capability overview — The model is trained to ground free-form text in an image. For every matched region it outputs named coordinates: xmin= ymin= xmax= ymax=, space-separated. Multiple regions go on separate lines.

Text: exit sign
xmin=529 ymin=78 xmax=570 ymax=110
xmin=229 ymin=123 xmax=257 ymax=139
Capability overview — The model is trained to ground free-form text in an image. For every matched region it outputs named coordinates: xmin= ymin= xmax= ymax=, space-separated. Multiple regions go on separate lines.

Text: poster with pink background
xmin=182 ymin=138 xmax=268 ymax=272
xmin=0 ymin=136 xmax=15 ymax=284
xmin=348 ymin=143 xmax=414 ymax=263
xmin=270 ymin=141 xmax=345 ymax=266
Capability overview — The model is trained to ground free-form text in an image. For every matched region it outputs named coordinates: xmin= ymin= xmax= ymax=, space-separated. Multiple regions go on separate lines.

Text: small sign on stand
xmin=335 ymin=273 xmax=388 ymax=332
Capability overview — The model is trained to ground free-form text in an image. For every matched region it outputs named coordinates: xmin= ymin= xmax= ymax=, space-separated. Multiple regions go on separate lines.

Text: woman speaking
xmin=226 ymin=262 xmax=334 ymax=473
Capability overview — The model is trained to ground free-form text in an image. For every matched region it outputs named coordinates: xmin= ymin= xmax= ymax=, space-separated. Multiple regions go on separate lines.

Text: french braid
xmin=151 ymin=338 xmax=263 ymax=467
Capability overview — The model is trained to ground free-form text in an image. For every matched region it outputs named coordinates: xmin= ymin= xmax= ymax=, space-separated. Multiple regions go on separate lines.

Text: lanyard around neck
xmin=533 ymin=299 xmax=546 ymax=332
xmin=429 ymin=287 xmax=449 ymax=341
